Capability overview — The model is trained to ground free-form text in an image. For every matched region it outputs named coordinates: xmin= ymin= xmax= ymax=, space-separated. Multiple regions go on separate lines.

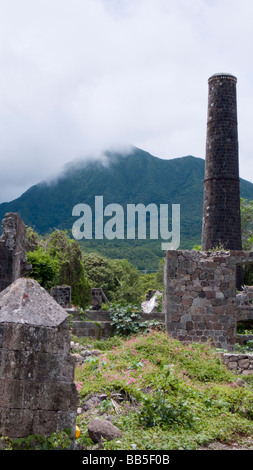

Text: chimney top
xmin=208 ymin=73 xmax=237 ymax=83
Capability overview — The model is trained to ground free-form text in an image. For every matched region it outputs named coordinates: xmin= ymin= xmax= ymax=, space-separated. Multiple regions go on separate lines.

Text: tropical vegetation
xmin=73 ymin=329 xmax=253 ymax=450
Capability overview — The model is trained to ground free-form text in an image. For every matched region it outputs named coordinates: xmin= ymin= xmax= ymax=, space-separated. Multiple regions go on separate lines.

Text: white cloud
xmin=0 ymin=0 xmax=253 ymax=202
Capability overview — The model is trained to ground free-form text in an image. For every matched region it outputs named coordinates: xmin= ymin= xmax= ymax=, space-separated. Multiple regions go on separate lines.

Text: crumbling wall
xmin=164 ymin=250 xmax=253 ymax=351
xmin=0 ymin=277 xmax=78 ymax=440
xmin=0 ymin=213 xmax=31 ymax=292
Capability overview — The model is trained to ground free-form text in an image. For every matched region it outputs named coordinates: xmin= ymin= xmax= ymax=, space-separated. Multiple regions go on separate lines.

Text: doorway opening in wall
xmin=236 ymin=263 xmax=253 ymax=352
xmin=243 ymin=264 xmax=253 ymax=286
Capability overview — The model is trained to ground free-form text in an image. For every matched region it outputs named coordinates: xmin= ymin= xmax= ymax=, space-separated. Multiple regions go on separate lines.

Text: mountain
xmin=1 ymin=147 xmax=253 ymax=270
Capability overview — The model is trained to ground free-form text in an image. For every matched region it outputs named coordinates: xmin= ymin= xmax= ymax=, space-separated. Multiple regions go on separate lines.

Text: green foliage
xmin=25 ymin=226 xmax=44 ymax=252
xmin=27 ymin=229 xmax=91 ymax=307
xmin=47 ymin=230 xmax=91 ymax=308
xmin=93 ymin=335 xmax=123 ymax=351
xmin=241 ymin=197 xmax=253 ymax=250
xmin=109 ymin=258 xmax=142 ymax=303
xmin=75 ymin=331 xmax=253 ymax=450
xmin=139 ymin=389 xmax=195 ymax=429
xmin=0 ymin=430 xmax=72 ymax=450
xmin=110 ymin=303 xmax=164 ymax=336
xmin=83 ymin=252 xmax=148 ymax=304
xmin=27 ymin=247 xmax=59 ymax=289
xmin=237 ymin=324 xmax=253 ymax=334
xmin=83 ymin=252 xmax=118 ymax=300
xmin=235 ymin=341 xmax=253 ymax=353
xmin=137 ymin=261 xmax=164 ymax=296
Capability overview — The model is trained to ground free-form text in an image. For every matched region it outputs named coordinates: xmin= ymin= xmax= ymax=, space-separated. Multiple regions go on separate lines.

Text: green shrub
xmin=27 ymin=248 xmax=59 ymax=289
xmin=139 ymin=389 xmax=195 ymax=429
xmin=0 ymin=430 xmax=72 ymax=450
xmin=110 ymin=303 xmax=163 ymax=337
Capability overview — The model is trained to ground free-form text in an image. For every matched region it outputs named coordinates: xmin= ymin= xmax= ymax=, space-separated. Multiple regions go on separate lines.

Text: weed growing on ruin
xmin=0 ymin=430 xmax=72 ymax=450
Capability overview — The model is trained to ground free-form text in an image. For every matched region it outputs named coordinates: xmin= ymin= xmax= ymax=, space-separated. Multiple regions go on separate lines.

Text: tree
xmin=26 ymin=226 xmax=44 ymax=252
xmin=26 ymin=247 xmax=59 ymax=289
xmin=83 ymin=253 xmax=146 ymax=304
xmin=110 ymin=258 xmax=142 ymax=304
xmin=47 ymin=230 xmax=90 ymax=308
xmin=83 ymin=253 xmax=118 ymax=301
xmin=241 ymin=197 xmax=253 ymax=250
xmin=240 ymin=198 xmax=253 ymax=285
xmin=27 ymin=228 xmax=90 ymax=308
xmin=83 ymin=252 xmax=164 ymax=305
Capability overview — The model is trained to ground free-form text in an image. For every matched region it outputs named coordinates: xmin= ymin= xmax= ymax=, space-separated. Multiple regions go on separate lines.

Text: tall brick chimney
xmin=201 ymin=73 xmax=242 ymax=251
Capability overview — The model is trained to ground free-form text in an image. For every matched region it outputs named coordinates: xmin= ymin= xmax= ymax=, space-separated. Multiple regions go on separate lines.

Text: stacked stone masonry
xmin=0 ymin=278 xmax=79 ymax=439
xmin=202 ymin=73 xmax=242 ymax=251
xmin=164 ymin=249 xmax=253 ymax=351
xmin=223 ymin=353 xmax=253 ymax=375
xmin=236 ymin=286 xmax=253 ymax=324
xmin=0 ymin=213 xmax=31 ymax=293
xmin=51 ymin=286 xmax=72 ymax=308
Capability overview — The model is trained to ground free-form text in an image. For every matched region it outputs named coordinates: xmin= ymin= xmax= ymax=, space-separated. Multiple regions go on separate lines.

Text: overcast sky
xmin=1 ymin=0 xmax=253 ymax=203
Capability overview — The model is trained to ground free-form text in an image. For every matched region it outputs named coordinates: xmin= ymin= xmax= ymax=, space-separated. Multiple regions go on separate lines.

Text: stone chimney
xmin=201 ymin=73 xmax=242 ymax=251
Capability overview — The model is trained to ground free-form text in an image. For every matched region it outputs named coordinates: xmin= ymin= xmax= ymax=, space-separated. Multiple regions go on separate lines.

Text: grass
xmin=74 ymin=330 xmax=253 ymax=450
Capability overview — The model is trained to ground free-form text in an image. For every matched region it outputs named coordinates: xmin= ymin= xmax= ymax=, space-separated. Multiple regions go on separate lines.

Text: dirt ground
xmin=198 ymin=438 xmax=253 ymax=450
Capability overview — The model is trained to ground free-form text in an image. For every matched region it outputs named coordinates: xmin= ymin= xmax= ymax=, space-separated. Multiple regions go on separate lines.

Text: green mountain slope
xmin=0 ymin=147 xmax=252 ymax=270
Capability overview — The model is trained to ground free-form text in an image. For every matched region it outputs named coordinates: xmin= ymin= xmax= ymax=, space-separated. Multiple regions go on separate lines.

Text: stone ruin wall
xmin=0 ymin=215 xmax=78 ymax=441
xmin=0 ymin=278 xmax=79 ymax=441
xmin=51 ymin=286 xmax=72 ymax=308
xmin=0 ymin=213 xmax=31 ymax=293
xmin=164 ymin=249 xmax=253 ymax=351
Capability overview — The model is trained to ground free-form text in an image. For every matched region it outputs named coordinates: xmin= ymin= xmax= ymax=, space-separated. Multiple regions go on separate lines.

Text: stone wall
xmin=69 ymin=308 xmax=165 ymax=340
xmin=236 ymin=286 xmax=253 ymax=324
xmin=0 ymin=213 xmax=31 ymax=292
xmin=51 ymin=286 xmax=72 ymax=308
xmin=69 ymin=309 xmax=112 ymax=340
xmin=223 ymin=353 xmax=253 ymax=375
xmin=164 ymin=249 xmax=253 ymax=351
xmin=0 ymin=278 xmax=78 ymax=440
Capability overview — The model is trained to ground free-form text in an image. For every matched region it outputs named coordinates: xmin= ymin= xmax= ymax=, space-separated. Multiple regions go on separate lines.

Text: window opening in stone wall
xmin=236 ymin=262 xmax=253 ymax=352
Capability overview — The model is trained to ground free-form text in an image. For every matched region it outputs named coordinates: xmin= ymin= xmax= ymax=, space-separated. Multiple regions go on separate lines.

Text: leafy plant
xmin=110 ymin=303 xmax=163 ymax=336
xmin=139 ymin=389 xmax=195 ymax=429
xmin=235 ymin=341 xmax=253 ymax=352
xmin=0 ymin=430 xmax=72 ymax=450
